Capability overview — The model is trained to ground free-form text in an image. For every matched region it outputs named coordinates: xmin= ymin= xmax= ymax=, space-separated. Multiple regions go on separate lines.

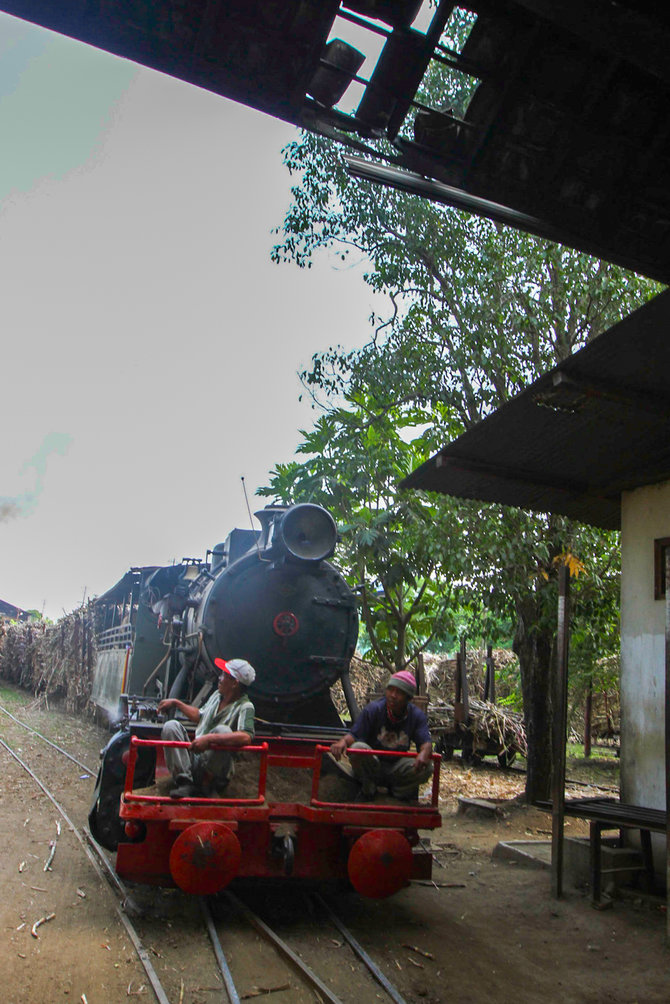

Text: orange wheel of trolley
xmin=347 ymin=829 xmax=413 ymax=899
xmin=169 ymin=822 xmax=241 ymax=895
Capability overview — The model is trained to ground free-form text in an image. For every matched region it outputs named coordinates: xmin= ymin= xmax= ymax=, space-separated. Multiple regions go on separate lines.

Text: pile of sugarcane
xmin=428 ymin=697 xmax=527 ymax=758
xmin=0 ymin=607 xmax=96 ymax=713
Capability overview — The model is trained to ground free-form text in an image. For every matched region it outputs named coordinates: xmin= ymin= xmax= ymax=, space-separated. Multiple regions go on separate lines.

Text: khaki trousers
xmin=349 ymin=741 xmax=433 ymax=799
xmin=161 ymin=719 xmax=235 ymax=792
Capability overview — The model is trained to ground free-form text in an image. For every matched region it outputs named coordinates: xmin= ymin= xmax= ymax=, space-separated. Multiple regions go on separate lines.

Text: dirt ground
xmin=0 ymin=683 xmax=668 ymax=1004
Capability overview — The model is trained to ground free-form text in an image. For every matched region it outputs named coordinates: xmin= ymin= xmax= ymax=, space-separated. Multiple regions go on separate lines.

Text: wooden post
xmin=584 ymin=680 xmax=592 ymax=758
xmin=460 ymin=636 xmax=469 ymax=720
xmin=454 ymin=637 xmax=469 ymax=725
xmin=454 ymin=651 xmax=462 ymax=703
xmin=485 ymin=643 xmax=496 ymax=704
xmin=551 ymin=563 xmax=570 ymax=898
xmin=665 ymin=548 xmax=670 ymax=941
xmin=416 ymin=652 xmax=427 ymax=696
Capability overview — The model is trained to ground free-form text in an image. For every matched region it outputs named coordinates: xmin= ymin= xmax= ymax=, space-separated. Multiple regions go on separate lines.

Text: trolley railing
xmin=123 ymin=736 xmax=269 ymax=805
xmin=122 ymin=735 xmax=440 ymax=812
xmin=311 ymin=744 xmax=441 ymax=811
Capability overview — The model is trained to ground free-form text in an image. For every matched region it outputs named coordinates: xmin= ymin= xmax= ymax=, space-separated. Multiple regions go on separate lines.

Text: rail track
xmin=0 ymin=700 xmax=414 ymax=1004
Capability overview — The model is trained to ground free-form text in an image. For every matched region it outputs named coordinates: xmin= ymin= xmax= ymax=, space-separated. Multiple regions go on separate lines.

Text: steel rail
xmin=1 ymin=729 xmax=238 ymax=1000
xmin=83 ymin=828 xmax=133 ymax=900
xmin=313 ymin=894 xmax=410 ymax=1004
xmin=0 ymin=735 xmax=170 ymax=1004
xmin=1 ymin=723 xmax=403 ymax=1004
xmin=225 ymin=891 xmax=345 ymax=1004
xmin=0 ymin=702 xmax=96 ymax=775
xmin=199 ymin=897 xmax=241 ymax=1004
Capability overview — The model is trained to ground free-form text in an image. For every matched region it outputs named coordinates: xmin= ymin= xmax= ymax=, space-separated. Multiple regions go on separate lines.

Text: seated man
xmin=157 ymin=657 xmax=255 ymax=798
xmin=329 ymin=670 xmax=433 ymax=801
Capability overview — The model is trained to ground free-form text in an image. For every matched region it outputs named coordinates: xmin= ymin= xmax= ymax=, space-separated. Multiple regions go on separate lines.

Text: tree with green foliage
xmin=269 ymin=118 xmax=660 ymax=799
xmin=259 ymin=392 xmax=476 ymax=672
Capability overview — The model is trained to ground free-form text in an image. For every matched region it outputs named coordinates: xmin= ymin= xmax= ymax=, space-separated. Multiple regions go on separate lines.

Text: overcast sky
xmin=0 ymin=13 xmax=378 ymax=618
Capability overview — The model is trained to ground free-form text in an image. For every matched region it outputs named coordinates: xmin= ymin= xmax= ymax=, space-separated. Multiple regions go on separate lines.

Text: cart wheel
xmin=497 ymin=750 xmax=517 ymax=768
xmin=283 ymin=834 xmax=295 ymax=876
xmin=462 ymin=750 xmax=483 ymax=766
xmin=441 ymin=745 xmax=454 ymax=761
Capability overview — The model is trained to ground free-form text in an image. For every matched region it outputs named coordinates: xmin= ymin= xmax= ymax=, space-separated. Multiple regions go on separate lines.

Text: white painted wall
xmin=620 ymin=480 xmax=670 ymax=832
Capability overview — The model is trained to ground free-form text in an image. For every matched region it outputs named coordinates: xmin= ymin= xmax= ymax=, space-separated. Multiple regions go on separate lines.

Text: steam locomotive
xmin=89 ymin=503 xmax=441 ymax=898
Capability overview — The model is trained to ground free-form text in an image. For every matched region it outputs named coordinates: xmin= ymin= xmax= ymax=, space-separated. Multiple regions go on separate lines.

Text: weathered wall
xmin=620 ymin=480 xmax=669 ymax=826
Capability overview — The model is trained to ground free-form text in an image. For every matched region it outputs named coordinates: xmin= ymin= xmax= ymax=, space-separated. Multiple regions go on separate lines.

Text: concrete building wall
xmin=620 ymin=480 xmax=670 ymax=817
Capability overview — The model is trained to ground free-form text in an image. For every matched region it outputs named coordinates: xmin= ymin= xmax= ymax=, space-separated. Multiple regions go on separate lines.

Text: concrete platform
xmin=492 ymin=839 xmax=551 ymax=869
xmin=492 ymin=836 xmax=646 ymax=893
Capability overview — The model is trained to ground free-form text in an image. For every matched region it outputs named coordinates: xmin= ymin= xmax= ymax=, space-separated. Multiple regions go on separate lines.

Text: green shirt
xmin=196 ymin=691 xmax=256 ymax=740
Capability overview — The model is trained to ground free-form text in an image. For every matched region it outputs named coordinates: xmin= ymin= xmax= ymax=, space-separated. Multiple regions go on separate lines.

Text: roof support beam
xmin=344 ymin=156 xmax=670 ymax=283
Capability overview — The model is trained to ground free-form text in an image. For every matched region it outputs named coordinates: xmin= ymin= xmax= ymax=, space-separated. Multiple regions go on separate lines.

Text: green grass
xmin=0 ymin=681 xmax=29 ymax=709
xmin=565 ymin=741 xmax=619 ymax=788
xmin=513 ymin=741 xmax=619 ymax=789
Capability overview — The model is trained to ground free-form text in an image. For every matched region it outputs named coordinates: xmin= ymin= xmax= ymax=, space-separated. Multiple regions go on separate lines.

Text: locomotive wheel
xmin=88 ymin=731 xmax=156 ymax=851
xmin=89 ymin=785 xmax=126 ymax=850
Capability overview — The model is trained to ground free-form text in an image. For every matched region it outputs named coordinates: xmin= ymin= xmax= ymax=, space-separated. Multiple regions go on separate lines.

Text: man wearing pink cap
xmin=329 ymin=670 xmax=433 ymax=801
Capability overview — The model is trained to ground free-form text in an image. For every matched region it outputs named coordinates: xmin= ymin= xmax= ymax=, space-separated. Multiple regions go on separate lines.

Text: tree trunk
xmin=395 ymin=618 xmax=406 ymax=672
xmin=513 ymin=596 xmax=554 ymax=803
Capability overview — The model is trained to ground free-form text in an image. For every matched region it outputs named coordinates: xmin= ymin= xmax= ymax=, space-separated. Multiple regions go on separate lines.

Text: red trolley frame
xmin=116 ymin=732 xmax=442 ymax=897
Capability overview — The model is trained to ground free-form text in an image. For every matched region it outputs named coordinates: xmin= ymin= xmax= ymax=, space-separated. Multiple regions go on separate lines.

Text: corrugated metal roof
xmin=3 ymin=1 xmax=670 ymax=280
xmin=401 ymin=289 xmax=670 ymax=529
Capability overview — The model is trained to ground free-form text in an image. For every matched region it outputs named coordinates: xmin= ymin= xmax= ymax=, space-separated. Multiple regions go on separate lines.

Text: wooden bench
xmin=562 ymin=797 xmax=666 ymax=902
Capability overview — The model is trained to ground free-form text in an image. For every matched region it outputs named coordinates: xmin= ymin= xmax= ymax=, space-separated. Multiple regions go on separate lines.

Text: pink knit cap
xmin=386 ymin=670 xmax=417 ymax=697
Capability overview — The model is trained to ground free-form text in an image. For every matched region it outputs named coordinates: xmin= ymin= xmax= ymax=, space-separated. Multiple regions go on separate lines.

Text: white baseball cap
xmin=214 ymin=657 xmax=256 ymax=687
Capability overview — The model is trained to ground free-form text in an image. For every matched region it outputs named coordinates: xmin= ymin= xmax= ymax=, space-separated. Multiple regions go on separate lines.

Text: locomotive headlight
xmin=279 ymin=504 xmax=337 ymax=562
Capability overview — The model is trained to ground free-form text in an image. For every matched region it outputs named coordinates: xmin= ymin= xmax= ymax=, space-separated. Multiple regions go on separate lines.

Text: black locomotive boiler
xmin=92 ymin=503 xmax=360 ymax=726
xmin=89 ymin=503 xmax=441 ymax=897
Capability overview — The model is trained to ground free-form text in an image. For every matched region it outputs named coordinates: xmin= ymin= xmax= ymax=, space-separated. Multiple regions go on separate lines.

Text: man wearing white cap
xmin=158 ymin=658 xmax=256 ymax=798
